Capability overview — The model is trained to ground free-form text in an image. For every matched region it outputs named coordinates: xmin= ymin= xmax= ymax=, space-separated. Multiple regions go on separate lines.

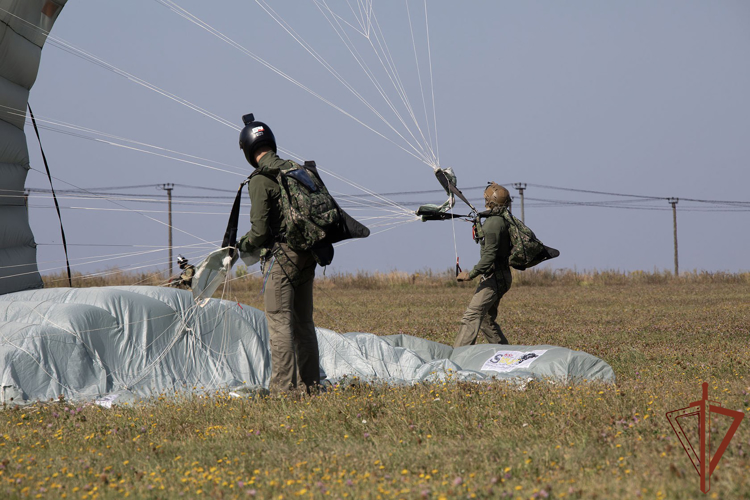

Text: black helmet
xmin=177 ymin=255 xmax=188 ymax=268
xmin=239 ymin=113 xmax=276 ymax=168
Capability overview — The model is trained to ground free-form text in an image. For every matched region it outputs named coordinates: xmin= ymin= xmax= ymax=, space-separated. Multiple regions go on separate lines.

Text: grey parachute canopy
xmin=0 ymin=2 xmax=612 ymax=405
xmin=0 ymin=0 xmax=67 ymax=295
xmin=0 ymin=287 xmax=614 ymax=404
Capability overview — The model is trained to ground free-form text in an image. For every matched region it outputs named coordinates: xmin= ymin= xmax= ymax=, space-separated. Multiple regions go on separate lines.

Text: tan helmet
xmin=484 ymin=182 xmax=511 ymax=209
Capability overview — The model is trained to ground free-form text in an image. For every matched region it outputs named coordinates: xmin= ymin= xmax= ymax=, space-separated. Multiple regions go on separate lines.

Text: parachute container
xmin=0 ymin=0 xmax=67 ymax=295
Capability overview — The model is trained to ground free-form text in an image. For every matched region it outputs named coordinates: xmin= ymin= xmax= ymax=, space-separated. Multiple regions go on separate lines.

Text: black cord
xmin=28 ymin=104 xmax=73 ymax=287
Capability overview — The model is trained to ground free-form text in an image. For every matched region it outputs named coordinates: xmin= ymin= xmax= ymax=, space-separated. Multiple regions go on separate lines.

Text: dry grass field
xmin=3 ymin=269 xmax=749 ymax=499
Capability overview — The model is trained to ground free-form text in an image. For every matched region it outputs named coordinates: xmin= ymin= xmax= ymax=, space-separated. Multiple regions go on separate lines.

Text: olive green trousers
xmin=453 ymin=270 xmax=512 ymax=348
xmin=263 ymin=244 xmax=319 ymax=393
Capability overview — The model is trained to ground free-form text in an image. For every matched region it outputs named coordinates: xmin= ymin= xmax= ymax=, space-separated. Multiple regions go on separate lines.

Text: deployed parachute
xmin=0 ymin=287 xmax=271 ymax=403
xmin=0 ymin=0 xmax=67 ymax=295
xmin=0 ymin=3 xmax=586 ymax=406
xmin=0 ymin=287 xmax=614 ymax=404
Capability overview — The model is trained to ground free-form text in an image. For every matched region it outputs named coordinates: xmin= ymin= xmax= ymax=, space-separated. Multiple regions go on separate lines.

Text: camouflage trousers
xmin=263 ymin=243 xmax=320 ymax=393
xmin=453 ymin=269 xmax=512 ymax=348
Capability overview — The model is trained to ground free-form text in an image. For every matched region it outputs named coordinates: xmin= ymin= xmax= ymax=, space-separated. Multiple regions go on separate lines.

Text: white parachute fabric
xmin=0 ymin=287 xmax=271 ymax=402
xmin=190 ymin=246 xmax=238 ymax=301
xmin=0 ymin=0 xmax=67 ymax=295
xmin=319 ymin=333 xmax=615 ymax=385
xmin=0 ymin=287 xmax=614 ymax=403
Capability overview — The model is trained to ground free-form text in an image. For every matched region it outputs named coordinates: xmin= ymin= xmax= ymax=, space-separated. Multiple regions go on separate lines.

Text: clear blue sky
xmin=25 ymin=0 xmax=750 ymax=277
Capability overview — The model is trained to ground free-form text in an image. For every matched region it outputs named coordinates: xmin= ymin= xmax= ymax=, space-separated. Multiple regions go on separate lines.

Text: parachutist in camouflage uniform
xmin=170 ymin=255 xmax=195 ymax=290
xmin=236 ymin=114 xmax=320 ymax=395
xmin=454 ymin=183 xmax=513 ymax=348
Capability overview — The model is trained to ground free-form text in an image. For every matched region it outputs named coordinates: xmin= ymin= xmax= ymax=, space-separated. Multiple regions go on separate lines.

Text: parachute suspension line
xmin=449 ymin=199 xmax=459 ymax=276
xmin=32 ymin=240 xmax=214 ymax=273
xmin=317 ymin=166 xmax=417 ymax=217
xmin=343 ymin=0 xmax=374 ymax=37
xmin=13 ymin=108 xmax=409 ymax=219
xmin=279 ymin=145 xmax=415 ymax=216
xmin=313 ymin=0 xmax=435 ymax=165
xmin=366 ymin=6 xmax=436 ymax=165
xmin=6 ymin=5 xmax=419 ymax=252
xmin=0 ymin=105 xmax=247 ymax=177
xmin=28 ymin=104 xmax=72 ymax=288
xmin=25 ymin=167 xmax=216 ymax=246
xmin=123 ymin=306 xmax=201 ymax=391
xmin=405 ymin=0 xmax=437 ymax=166
xmin=0 ymin=241 xmax=215 ymax=285
xmin=276 ymin=146 xmax=416 ymax=217
xmin=191 ymin=272 xmax=239 ymax=391
xmin=432 ymin=166 xmax=459 ymax=276
xmin=424 ymin=0 xmax=440 ymax=166
xmin=0 ymin=7 xmax=238 ymax=129
xmin=313 ymin=0 xmax=431 ymax=165
xmin=258 ymin=0 xmax=433 ymax=166
xmin=153 ymin=0 xmax=427 ymax=165
xmin=45 ymin=40 xmax=237 ymax=131
xmin=333 ymin=217 xmax=420 ymax=248
xmin=24 ymin=242 xmax=219 ymax=279
xmin=44 ymin=249 xmax=214 ymax=287
xmin=312 ymin=0 xmax=437 ymax=166
xmin=10 ymin=7 xmax=425 ymax=219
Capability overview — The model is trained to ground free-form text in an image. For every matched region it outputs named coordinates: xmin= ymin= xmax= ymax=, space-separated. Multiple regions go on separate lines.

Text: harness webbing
xmin=222 ymin=177 xmax=251 ymax=250
xmin=28 ymin=104 xmax=73 ymax=287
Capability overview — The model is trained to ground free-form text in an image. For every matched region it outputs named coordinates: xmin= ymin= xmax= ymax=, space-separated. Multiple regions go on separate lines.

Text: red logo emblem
xmin=666 ymin=382 xmax=744 ymax=493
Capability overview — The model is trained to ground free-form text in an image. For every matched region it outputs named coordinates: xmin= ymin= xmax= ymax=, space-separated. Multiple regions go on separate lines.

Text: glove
xmin=456 ymin=270 xmax=471 ymax=282
xmin=238 ymin=234 xmax=253 ymax=254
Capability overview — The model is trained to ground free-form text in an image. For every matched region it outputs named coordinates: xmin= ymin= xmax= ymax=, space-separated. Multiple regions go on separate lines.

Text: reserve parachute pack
xmin=476 ymin=207 xmax=559 ymax=270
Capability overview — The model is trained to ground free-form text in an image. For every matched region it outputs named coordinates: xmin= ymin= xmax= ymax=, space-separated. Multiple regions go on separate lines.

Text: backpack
xmin=480 ymin=208 xmax=560 ymax=270
xmin=275 ymin=161 xmax=370 ymax=266
xmin=276 ymin=161 xmax=341 ymax=251
xmin=224 ymin=160 xmax=369 ymax=268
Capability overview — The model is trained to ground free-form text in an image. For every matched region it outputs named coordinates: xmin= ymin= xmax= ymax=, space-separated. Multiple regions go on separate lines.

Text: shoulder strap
xmin=221 ymin=176 xmax=252 ymax=249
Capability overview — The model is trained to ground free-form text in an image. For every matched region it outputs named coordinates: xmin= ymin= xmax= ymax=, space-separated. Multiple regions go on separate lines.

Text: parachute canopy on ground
xmin=0 ymin=287 xmax=614 ymax=404
xmin=0 ymin=0 xmax=67 ymax=295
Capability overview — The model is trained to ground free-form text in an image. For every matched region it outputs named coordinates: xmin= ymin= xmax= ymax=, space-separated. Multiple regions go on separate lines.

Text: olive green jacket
xmin=468 ymin=215 xmax=511 ymax=279
xmin=242 ymin=152 xmax=290 ymax=251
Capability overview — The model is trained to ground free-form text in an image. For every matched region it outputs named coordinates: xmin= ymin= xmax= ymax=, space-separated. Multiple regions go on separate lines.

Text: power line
xmin=526 ymin=183 xmax=750 ymax=206
xmin=21 ymin=180 xmax=750 ymax=212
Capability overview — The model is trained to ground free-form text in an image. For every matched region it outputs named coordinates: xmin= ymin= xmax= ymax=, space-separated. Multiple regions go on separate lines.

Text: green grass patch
xmin=4 ymin=273 xmax=749 ymax=499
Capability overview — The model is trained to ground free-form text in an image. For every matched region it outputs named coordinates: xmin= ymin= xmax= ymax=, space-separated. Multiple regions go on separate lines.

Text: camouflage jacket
xmin=468 ymin=212 xmax=511 ymax=280
xmin=242 ymin=152 xmax=288 ymax=252
xmin=180 ymin=264 xmax=195 ymax=283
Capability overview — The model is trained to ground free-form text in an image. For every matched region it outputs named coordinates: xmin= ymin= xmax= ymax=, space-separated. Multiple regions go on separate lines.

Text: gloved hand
xmin=456 ymin=270 xmax=471 ymax=282
xmin=237 ymin=234 xmax=253 ymax=254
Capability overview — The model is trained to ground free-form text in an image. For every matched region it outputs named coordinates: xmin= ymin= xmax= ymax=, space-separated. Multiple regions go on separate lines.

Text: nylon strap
xmin=28 ymin=104 xmax=73 ymax=287
xmin=222 ymin=177 xmax=251 ymax=250
xmin=436 ymin=169 xmax=477 ymax=213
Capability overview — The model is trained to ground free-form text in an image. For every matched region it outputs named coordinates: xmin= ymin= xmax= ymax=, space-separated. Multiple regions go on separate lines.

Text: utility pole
xmin=513 ymin=183 xmax=527 ymax=223
xmin=668 ymin=198 xmax=679 ymax=276
xmin=159 ymin=183 xmax=175 ymax=275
